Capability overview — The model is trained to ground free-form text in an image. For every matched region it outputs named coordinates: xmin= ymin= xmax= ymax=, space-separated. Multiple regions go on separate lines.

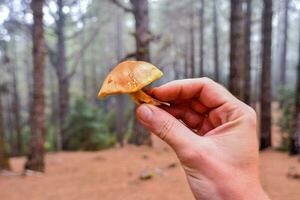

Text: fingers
xmin=136 ymin=104 xmax=198 ymax=151
xmin=150 ymin=78 xmax=237 ymax=109
xmin=161 ymin=105 xmax=205 ymax=129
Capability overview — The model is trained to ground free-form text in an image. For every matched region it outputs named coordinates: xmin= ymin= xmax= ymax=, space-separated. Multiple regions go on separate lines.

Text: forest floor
xmin=0 ymin=146 xmax=300 ymax=200
xmin=1 ymin=103 xmax=300 ymax=200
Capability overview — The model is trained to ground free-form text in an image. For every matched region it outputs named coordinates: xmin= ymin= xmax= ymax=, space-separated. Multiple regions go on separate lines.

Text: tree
xmin=24 ymin=0 xmax=46 ymax=172
xmin=243 ymin=0 xmax=252 ymax=105
xmin=199 ymin=0 xmax=204 ymax=77
xmin=115 ymin=10 xmax=126 ymax=147
xmin=279 ymin=0 xmax=289 ymax=87
xmin=0 ymin=85 xmax=10 ymax=171
xmin=229 ymin=0 xmax=245 ymax=99
xmin=112 ymin=0 xmax=152 ymax=145
xmin=260 ymin=0 xmax=273 ymax=150
xmin=189 ymin=0 xmax=195 ymax=78
xmin=290 ymin=19 xmax=300 ymax=155
xmin=2 ymin=41 xmax=22 ymax=155
xmin=54 ymin=0 xmax=69 ymax=150
xmin=212 ymin=0 xmax=220 ymax=81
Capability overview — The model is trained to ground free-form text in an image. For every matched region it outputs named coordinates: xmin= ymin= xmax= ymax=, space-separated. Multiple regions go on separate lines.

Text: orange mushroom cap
xmin=98 ymin=61 xmax=163 ymax=98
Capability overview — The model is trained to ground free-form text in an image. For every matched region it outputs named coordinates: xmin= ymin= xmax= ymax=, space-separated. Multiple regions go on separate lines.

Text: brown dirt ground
xmin=1 ymin=103 xmax=299 ymax=200
xmin=0 ymin=146 xmax=299 ymax=200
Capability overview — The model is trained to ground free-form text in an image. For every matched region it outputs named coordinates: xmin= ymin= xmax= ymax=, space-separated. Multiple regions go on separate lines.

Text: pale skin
xmin=136 ymin=78 xmax=270 ymax=200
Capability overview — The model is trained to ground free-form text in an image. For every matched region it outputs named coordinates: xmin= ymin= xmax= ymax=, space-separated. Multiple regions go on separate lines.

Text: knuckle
xmin=243 ymin=105 xmax=257 ymax=126
xmin=157 ymin=119 xmax=176 ymax=141
xmin=201 ymin=77 xmax=214 ymax=84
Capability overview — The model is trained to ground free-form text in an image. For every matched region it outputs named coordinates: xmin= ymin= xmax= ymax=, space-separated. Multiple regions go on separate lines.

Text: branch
xmin=120 ymin=52 xmax=136 ymax=61
xmin=66 ymin=25 xmax=101 ymax=79
xmin=46 ymin=43 xmax=58 ymax=71
xmin=110 ymin=0 xmax=133 ymax=13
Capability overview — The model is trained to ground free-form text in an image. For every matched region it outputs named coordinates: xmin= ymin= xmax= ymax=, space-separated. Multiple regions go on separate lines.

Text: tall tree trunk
xmin=229 ymin=0 xmax=245 ymax=99
xmin=189 ymin=0 xmax=195 ymax=78
xmin=131 ymin=0 xmax=150 ymax=61
xmin=25 ymin=0 xmax=46 ymax=172
xmin=289 ymin=17 xmax=300 ymax=155
xmin=80 ymin=13 xmax=88 ymax=98
xmin=213 ymin=0 xmax=220 ymax=82
xmin=55 ymin=0 xmax=69 ymax=150
xmin=260 ymin=0 xmax=273 ymax=150
xmin=244 ymin=0 xmax=252 ymax=105
xmin=115 ymin=11 xmax=126 ymax=147
xmin=49 ymin=67 xmax=59 ymax=151
xmin=279 ymin=0 xmax=289 ymax=87
xmin=129 ymin=0 xmax=151 ymax=145
xmin=184 ymin=33 xmax=190 ymax=78
xmin=11 ymin=38 xmax=22 ymax=155
xmin=199 ymin=0 xmax=204 ymax=77
xmin=0 ymin=90 xmax=10 ymax=171
xmin=3 ymin=41 xmax=22 ymax=156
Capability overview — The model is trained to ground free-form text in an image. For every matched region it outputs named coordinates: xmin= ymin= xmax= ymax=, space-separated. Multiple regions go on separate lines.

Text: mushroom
xmin=98 ymin=61 xmax=168 ymax=106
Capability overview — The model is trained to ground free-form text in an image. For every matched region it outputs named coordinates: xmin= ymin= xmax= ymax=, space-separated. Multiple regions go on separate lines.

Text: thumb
xmin=136 ymin=104 xmax=195 ymax=151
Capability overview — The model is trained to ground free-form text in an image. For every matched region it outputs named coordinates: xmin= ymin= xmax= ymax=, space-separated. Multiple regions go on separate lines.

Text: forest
xmin=0 ymin=0 xmax=300 ymax=199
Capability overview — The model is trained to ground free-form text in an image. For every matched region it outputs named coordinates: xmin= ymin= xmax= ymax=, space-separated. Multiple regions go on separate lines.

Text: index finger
xmin=150 ymin=78 xmax=237 ymax=108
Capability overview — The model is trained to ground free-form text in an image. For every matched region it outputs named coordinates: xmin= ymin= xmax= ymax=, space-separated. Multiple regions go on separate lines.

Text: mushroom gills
xmin=129 ymin=90 xmax=170 ymax=106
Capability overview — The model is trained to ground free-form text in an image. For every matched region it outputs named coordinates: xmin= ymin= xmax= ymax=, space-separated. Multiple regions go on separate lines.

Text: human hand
xmin=136 ymin=78 xmax=269 ymax=200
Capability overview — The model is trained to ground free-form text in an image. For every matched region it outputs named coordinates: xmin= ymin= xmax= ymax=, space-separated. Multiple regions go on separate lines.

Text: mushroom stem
xmin=129 ymin=90 xmax=169 ymax=106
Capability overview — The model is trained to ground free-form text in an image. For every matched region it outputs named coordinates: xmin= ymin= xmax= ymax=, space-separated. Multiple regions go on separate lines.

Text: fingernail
xmin=137 ymin=104 xmax=153 ymax=123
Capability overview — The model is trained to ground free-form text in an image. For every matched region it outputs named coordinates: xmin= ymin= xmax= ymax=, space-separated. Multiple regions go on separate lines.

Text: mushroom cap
xmin=98 ymin=61 xmax=163 ymax=97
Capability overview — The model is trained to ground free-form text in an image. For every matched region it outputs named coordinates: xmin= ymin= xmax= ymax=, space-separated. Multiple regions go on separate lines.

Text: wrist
xmin=217 ymin=176 xmax=269 ymax=200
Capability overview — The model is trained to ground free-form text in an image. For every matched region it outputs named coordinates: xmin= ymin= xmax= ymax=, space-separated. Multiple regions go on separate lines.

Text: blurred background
xmin=0 ymin=0 xmax=300 ymax=199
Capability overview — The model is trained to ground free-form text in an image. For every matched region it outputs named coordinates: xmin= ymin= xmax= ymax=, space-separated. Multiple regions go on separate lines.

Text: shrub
xmin=277 ymin=88 xmax=295 ymax=151
xmin=64 ymin=98 xmax=116 ymax=151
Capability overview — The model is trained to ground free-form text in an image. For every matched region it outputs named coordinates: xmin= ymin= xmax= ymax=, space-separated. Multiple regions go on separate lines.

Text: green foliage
xmin=64 ymin=98 xmax=116 ymax=151
xmin=44 ymin=124 xmax=57 ymax=152
xmin=277 ymin=88 xmax=295 ymax=151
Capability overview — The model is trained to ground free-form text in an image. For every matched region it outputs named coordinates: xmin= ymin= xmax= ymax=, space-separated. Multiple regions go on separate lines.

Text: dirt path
xmin=0 ymin=146 xmax=299 ymax=200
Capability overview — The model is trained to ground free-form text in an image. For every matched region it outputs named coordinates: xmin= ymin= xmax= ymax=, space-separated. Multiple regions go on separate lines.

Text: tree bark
xmin=11 ymin=38 xmax=22 ymax=155
xmin=289 ymin=17 xmax=300 ymax=155
xmin=131 ymin=0 xmax=151 ymax=61
xmin=279 ymin=0 xmax=289 ymax=87
xmin=24 ymin=0 xmax=46 ymax=172
xmin=115 ymin=10 xmax=126 ymax=147
xmin=189 ymin=0 xmax=195 ymax=78
xmin=0 ymin=90 xmax=10 ymax=171
xmin=3 ymin=41 xmax=22 ymax=156
xmin=199 ymin=0 xmax=204 ymax=77
xmin=129 ymin=0 xmax=151 ymax=145
xmin=244 ymin=0 xmax=252 ymax=105
xmin=260 ymin=0 xmax=273 ymax=150
xmin=55 ymin=0 xmax=69 ymax=150
xmin=213 ymin=0 xmax=220 ymax=81
xmin=229 ymin=0 xmax=245 ymax=99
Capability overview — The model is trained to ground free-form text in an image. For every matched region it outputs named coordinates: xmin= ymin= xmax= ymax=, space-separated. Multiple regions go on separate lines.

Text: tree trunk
xmin=244 ymin=0 xmax=252 ymax=105
xmin=131 ymin=0 xmax=151 ymax=61
xmin=11 ymin=38 xmax=22 ymax=155
xmin=229 ymin=0 xmax=245 ymax=99
xmin=24 ymin=0 xmax=46 ymax=172
xmin=189 ymin=0 xmax=195 ymax=78
xmin=213 ymin=0 xmax=220 ymax=82
xmin=289 ymin=18 xmax=300 ymax=155
xmin=80 ymin=14 xmax=88 ymax=98
xmin=199 ymin=0 xmax=204 ymax=77
xmin=115 ymin=11 xmax=126 ymax=147
xmin=184 ymin=33 xmax=190 ymax=78
xmin=55 ymin=0 xmax=69 ymax=150
xmin=129 ymin=0 xmax=151 ymax=145
xmin=279 ymin=0 xmax=289 ymax=87
xmin=0 ymin=90 xmax=10 ymax=171
xmin=260 ymin=0 xmax=273 ymax=150
xmin=3 ymin=41 xmax=22 ymax=156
